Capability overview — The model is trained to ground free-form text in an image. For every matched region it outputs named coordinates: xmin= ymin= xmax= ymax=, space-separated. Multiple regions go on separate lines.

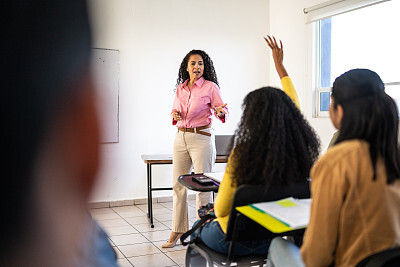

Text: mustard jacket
xmin=301 ymin=140 xmax=400 ymax=267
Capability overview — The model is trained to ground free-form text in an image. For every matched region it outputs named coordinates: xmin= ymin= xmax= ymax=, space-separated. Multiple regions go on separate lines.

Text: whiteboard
xmin=91 ymin=48 xmax=119 ymax=143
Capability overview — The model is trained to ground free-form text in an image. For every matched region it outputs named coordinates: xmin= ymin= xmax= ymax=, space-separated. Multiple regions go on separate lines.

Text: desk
xmin=178 ymin=174 xmax=220 ymax=192
xmin=141 ymin=154 xmax=228 ymax=228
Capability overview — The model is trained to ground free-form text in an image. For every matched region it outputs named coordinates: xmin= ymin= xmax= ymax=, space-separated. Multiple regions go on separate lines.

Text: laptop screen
xmin=215 ymin=135 xmax=233 ymax=156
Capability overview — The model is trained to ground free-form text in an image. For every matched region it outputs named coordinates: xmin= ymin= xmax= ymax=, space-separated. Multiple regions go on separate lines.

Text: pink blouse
xmin=171 ymin=77 xmax=228 ymax=128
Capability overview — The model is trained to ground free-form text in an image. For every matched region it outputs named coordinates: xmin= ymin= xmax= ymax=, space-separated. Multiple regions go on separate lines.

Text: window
xmin=311 ymin=0 xmax=400 ymax=117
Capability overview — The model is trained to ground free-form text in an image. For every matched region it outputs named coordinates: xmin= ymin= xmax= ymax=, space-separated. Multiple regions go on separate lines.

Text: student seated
xmin=189 ymin=37 xmax=320 ymax=255
xmin=268 ymin=69 xmax=400 ymax=267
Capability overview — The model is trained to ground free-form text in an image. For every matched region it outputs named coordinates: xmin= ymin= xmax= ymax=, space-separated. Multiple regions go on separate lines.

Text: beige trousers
xmin=172 ymin=127 xmax=215 ymax=233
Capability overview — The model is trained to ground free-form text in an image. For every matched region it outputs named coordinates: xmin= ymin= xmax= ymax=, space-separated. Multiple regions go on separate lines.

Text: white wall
xmin=88 ymin=0 xmax=271 ymax=202
xmin=269 ymin=0 xmax=337 ymax=152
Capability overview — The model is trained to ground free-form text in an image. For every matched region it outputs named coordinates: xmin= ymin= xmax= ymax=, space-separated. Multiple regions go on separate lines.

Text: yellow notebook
xmin=236 ymin=205 xmax=302 ymax=233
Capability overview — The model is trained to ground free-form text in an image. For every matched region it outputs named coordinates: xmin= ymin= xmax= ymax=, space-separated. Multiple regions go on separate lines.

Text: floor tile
xmin=188 ymin=199 xmax=196 ymax=207
xmin=133 ymin=221 xmax=169 ymax=232
xmin=159 ymin=202 xmax=173 ymax=209
xmin=98 ymin=218 xmax=129 ymax=228
xmin=117 ymin=258 xmax=133 ymax=267
xmin=92 ymin=212 xmax=121 ymax=221
xmin=161 ymin=220 xmax=172 ymax=229
xmin=118 ymin=243 xmax=162 ymax=257
xmin=90 ymin=201 xmax=196 ymax=265
xmin=188 ymin=215 xmax=198 ymax=222
xmin=154 ymin=213 xmax=173 ymax=222
xmin=136 ymin=203 xmax=165 ymax=211
xmin=127 ymin=253 xmax=177 ymax=267
xmin=165 ymin=249 xmax=187 ymax=265
xmin=188 ymin=206 xmax=197 ymax=216
xmin=115 ymin=209 xmax=147 ymax=218
xmin=152 ymin=241 xmax=187 ymax=252
xmin=157 ymin=196 xmax=173 ymax=203
xmin=141 ymin=229 xmax=171 ymax=242
xmin=112 ymin=205 xmax=143 ymax=212
xmin=104 ymin=225 xmax=139 ymax=236
xmin=153 ymin=207 xmax=173 ymax=215
xmin=125 ymin=215 xmax=155 ymax=225
xmin=89 ymin=207 xmax=115 ymax=215
xmin=114 ymin=247 xmax=125 ymax=259
xmin=110 ymin=233 xmax=149 ymax=245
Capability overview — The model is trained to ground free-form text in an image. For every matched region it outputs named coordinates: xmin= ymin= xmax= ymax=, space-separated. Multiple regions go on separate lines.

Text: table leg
xmin=147 ymin=163 xmax=154 ymax=228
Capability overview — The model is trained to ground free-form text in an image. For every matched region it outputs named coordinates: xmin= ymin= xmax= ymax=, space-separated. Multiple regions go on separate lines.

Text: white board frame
xmin=91 ymin=48 xmax=119 ymax=143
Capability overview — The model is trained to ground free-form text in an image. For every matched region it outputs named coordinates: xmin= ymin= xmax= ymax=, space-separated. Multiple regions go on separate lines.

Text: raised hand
xmin=264 ymin=35 xmax=288 ymax=79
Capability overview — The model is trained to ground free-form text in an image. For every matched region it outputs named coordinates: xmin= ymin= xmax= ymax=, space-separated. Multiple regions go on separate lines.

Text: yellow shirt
xmin=301 ymin=140 xmax=400 ymax=267
xmin=281 ymin=76 xmax=300 ymax=110
xmin=213 ymin=76 xmax=300 ymax=233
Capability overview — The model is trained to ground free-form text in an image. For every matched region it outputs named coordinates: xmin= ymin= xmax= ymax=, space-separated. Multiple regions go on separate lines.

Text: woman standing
xmin=162 ymin=50 xmax=228 ymax=248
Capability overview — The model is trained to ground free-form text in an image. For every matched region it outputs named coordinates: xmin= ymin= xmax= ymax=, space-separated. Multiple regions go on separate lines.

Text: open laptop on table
xmin=201 ymin=135 xmax=233 ymax=182
xmin=215 ymin=135 xmax=233 ymax=156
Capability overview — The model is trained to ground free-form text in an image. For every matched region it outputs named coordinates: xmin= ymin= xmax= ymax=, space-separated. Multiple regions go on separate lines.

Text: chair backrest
xmin=225 ymin=181 xmax=310 ymax=241
xmin=356 ymin=247 xmax=400 ymax=267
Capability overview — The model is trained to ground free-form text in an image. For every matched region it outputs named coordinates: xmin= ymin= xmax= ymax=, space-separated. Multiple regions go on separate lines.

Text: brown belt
xmin=178 ymin=125 xmax=211 ymax=137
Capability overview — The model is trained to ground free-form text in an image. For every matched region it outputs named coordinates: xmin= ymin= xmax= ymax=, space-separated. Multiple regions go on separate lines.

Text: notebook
xmin=236 ymin=198 xmax=311 ymax=233
xmin=250 ymin=197 xmax=311 ymax=229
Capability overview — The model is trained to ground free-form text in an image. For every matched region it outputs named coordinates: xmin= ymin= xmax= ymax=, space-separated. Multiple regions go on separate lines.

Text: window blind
xmin=304 ymin=0 xmax=390 ymax=23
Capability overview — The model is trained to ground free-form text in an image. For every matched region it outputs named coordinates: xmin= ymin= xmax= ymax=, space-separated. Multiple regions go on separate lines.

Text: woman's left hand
xmin=213 ymin=104 xmax=227 ymax=117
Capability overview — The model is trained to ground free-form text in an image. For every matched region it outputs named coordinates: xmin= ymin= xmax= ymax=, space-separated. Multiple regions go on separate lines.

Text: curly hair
xmin=228 ymin=87 xmax=320 ymax=190
xmin=176 ymin=49 xmax=219 ymax=88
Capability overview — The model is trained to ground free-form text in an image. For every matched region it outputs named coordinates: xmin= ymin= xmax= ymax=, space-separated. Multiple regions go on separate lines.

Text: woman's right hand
xmin=172 ymin=111 xmax=182 ymax=121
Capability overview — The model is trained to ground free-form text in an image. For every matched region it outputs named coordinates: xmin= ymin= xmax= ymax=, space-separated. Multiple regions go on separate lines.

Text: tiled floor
xmin=90 ymin=199 xmax=198 ymax=267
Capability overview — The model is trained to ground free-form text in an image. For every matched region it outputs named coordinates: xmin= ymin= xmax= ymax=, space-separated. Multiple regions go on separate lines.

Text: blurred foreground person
xmin=1 ymin=1 xmax=117 ymax=266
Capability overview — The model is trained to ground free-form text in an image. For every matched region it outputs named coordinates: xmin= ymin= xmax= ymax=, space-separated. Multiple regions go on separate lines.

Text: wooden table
xmin=141 ymin=154 xmax=228 ymax=228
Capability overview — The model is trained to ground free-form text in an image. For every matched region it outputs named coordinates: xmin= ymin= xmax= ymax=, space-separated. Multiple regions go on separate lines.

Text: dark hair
xmin=229 ymin=87 xmax=320 ymax=190
xmin=176 ymin=49 xmax=219 ymax=87
xmin=1 ymin=0 xmax=92 ymax=258
xmin=332 ymin=69 xmax=400 ymax=184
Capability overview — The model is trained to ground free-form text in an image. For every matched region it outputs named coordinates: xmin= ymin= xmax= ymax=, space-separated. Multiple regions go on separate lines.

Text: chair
xmin=356 ymin=247 xmax=400 ymax=267
xmin=185 ymin=181 xmax=310 ymax=266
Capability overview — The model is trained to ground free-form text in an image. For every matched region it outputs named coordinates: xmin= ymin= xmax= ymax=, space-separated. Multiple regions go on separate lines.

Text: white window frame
xmin=313 ymin=20 xmax=331 ymax=117
xmin=316 ymin=88 xmax=331 ymax=117
xmin=308 ymin=0 xmax=397 ymax=118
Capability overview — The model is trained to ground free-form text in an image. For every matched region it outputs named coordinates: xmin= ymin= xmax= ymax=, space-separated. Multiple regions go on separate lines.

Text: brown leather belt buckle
xmin=178 ymin=125 xmax=210 ymax=136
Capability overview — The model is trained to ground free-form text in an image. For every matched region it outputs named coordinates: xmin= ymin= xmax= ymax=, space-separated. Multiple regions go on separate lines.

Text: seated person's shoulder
xmin=320 ymin=139 xmax=368 ymax=166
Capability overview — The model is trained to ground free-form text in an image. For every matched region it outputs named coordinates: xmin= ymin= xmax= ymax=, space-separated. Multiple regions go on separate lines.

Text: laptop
xmin=215 ymin=135 xmax=233 ymax=156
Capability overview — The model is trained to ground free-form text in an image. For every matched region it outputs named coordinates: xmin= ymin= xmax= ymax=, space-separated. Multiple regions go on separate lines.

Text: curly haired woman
xmin=189 ymin=37 xmax=321 ymax=255
xmin=162 ymin=50 xmax=228 ymax=248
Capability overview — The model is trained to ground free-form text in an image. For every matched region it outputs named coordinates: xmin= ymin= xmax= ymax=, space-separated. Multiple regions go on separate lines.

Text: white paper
xmin=203 ymin=172 xmax=225 ymax=183
xmin=251 ymin=197 xmax=311 ymax=228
